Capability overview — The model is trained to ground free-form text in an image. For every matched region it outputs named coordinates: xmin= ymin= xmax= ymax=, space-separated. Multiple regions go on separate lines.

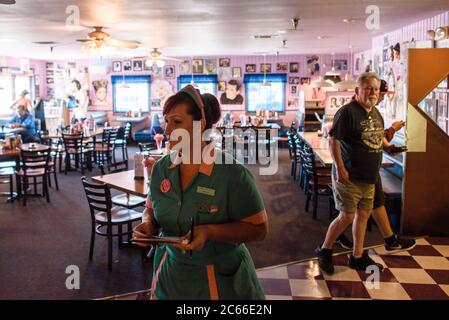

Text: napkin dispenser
xmin=134 ymin=152 xmax=144 ymax=179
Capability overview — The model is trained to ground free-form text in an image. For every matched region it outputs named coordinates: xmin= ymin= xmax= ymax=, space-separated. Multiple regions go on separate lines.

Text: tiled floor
xmin=104 ymin=237 xmax=449 ymax=300
xmin=258 ymin=237 xmax=449 ymax=300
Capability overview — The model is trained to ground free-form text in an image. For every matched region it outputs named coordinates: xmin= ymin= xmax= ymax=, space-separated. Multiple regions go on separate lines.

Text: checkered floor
xmin=103 ymin=237 xmax=449 ymax=300
xmin=257 ymin=237 xmax=449 ymax=300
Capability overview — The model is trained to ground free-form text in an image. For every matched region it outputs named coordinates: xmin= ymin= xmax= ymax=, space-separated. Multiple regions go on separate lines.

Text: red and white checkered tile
xmin=257 ymin=237 xmax=449 ymax=300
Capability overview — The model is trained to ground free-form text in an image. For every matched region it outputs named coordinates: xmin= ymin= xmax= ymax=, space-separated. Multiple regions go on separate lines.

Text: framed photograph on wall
xmin=218 ymin=81 xmax=226 ymax=91
xmin=192 ymin=59 xmax=204 ymax=73
xmin=288 ymin=77 xmax=300 ymax=85
xmin=245 ymin=64 xmax=256 ymax=73
xmin=300 ymin=77 xmax=310 ymax=85
xmin=276 ymin=63 xmax=288 ymax=72
xmin=133 ymin=60 xmax=143 ymax=71
xmin=290 ymin=85 xmax=297 ymax=95
xmin=179 ymin=60 xmax=190 ymax=74
xmin=232 ymin=67 xmax=241 ymax=78
xmin=144 ymin=60 xmax=152 ymax=70
xmin=164 ymin=65 xmax=175 ymax=79
xmin=123 ymin=60 xmax=132 ymax=71
xmin=204 ymin=59 xmax=217 ymax=74
xmin=260 ymin=63 xmax=271 ymax=73
xmin=112 ymin=61 xmax=122 ymax=73
xmin=219 ymin=58 xmax=230 ymax=67
xmin=289 ymin=62 xmax=299 ymax=73
xmin=334 ymin=59 xmax=348 ymax=70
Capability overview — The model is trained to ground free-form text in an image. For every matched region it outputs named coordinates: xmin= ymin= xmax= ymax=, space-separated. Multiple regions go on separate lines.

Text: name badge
xmin=197 ymin=186 xmax=215 ymax=197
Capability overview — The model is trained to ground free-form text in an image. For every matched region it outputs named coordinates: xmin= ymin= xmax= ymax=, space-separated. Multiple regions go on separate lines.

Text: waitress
xmin=133 ymin=85 xmax=268 ymax=300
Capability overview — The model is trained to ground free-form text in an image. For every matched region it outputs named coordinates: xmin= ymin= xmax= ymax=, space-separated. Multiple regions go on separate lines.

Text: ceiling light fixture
xmin=334 ymin=20 xmax=357 ymax=90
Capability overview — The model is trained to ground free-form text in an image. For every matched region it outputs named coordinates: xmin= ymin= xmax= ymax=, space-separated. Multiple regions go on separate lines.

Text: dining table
xmin=92 ymin=169 xmax=149 ymax=198
xmin=298 ymin=131 xmax=394 ymax=167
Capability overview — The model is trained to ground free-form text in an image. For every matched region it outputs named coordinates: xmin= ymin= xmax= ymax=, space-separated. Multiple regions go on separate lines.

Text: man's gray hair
xmin=356 ymin=72 xmax=380 ymax=87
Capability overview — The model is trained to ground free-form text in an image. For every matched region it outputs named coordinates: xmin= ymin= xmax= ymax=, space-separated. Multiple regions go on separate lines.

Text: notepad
xmin=131 ymin=236 xmax=184 ymax=245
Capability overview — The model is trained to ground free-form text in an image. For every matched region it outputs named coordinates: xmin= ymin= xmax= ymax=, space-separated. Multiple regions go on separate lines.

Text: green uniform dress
xmin=148 ymin=150 xmax=266 ymax=300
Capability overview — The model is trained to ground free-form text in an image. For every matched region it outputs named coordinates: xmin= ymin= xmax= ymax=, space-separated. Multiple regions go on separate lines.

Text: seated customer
xmin=149 ymin=113 xmax=165 ymax=141
xmin=9 ymin=105 xmax=40 ymax=143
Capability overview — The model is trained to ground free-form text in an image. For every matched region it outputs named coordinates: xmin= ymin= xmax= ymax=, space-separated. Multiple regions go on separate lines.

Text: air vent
xmin=253 ymin=34 xmax=278 ymax=39
xmin=0 ymin=0 xmax=16 ymax=4
xmin=33 ymin=41 xmax=59 ymax=45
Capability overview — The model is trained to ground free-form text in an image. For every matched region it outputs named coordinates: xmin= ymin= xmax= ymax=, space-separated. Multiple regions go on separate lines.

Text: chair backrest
xmin=81 ymin=176 xmax=112 ymax=222
xmin=138 ymin=142 xmax=154 ymax=152
xmin=62 ymin=131 xmax=85 ymax=153
xmin=124 ymin=122 xmax=131 ymax=140
xmin=302 ymin=145 xmax=317 ymax=183
xmin=21 ymin=148 xmax=51 ymax=175
xmin=101 ymin=127 xmax=119 ymax=150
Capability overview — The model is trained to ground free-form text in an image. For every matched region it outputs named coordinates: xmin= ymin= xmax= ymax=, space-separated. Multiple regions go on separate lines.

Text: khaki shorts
xmin=332 ymin=175 xmax=375 ymax=213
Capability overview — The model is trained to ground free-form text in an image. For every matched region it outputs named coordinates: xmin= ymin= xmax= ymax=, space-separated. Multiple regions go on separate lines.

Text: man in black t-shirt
xmin=316 ymin=72 xmax=386 ymax=274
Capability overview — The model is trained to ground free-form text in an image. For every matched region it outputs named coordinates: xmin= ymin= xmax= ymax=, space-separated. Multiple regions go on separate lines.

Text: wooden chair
xmin=15 ymin=148 xmax=51 ymax=206
xmin=302 ymin=145 xmax=332 ymax=219
xmin=94 ymin=128 xmax=118 ymax=171
xmin=113 ymin=122 xmax=131 ymax=166
xmin=0 ymin=167 xmax=15 ymax=202
xmin=62 ymin=132 xmax=92 ymax=174
xmin=81 ymin=176 xmax=143 ymax=270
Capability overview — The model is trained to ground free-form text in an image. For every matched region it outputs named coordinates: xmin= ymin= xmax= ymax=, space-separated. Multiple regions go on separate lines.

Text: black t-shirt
xmin=220 ymin=93 xmax=244 ymax=105
xmin=329 ymin=100 xmax=384 ymax=184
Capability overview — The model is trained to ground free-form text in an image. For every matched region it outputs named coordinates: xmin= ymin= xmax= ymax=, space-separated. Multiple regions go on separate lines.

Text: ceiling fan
xmin=135 ymin=48 xmax=182 ymax=68
xmin=76 ymin=26 xmax=140 ymax=53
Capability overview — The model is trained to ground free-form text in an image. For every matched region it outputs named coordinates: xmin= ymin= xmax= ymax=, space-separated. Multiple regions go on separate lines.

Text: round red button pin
xmin=160 ymin=178 xmax=171 ymax=193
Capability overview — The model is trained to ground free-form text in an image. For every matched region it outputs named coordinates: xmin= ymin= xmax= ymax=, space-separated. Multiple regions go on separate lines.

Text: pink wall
xmin=372 ymin=11 xmax=449 ymax=48
xmin=44 ymin=53 xmax=350 ymax=128
xmin=2 ymin=56 xmax=47 ymax=100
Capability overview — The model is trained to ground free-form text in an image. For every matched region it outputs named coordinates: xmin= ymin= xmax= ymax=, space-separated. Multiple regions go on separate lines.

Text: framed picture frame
xmin=219 ymin=58 xmax=230 ymax=68
xmin=300 ymin=77 xmax=310 ymax=85
xmin=288 ymin=76 xmax=300 ymax=85
xmin=276 ymin=63 xmax=288 ymax=72
xmin=218 ymin=81 xmax=226 ymax=91
xmin=334 ymin=59 xmax=348 ymax=71
xmin=132 ymin=60 xmax=143 ymax=71
xmin=289 ymin=62 xmax=299 ymax=73
xmin=232 ymin=67 xmax=241 ymax=78
xmin=164 ymin=65 xmax=175 ymax=79
xmin=179 ymin=60 xmax=190 ymax=74
xmin=192 ymin=59 xmax=204 ymax=73
xmin=245 ymin=64 xmax=256 ymax=73
xmin=112 ymin=61 xmax=122 ymax=73
xmin=260 ymin=63 xmax=271 ymax=73
xmin=204 ymin=59 xmax=217 ymax=74
xmin=123 ymin=60 xmax=132 ymax=71
xmin=290 ymin=85 xmax=297 ymax=95
xmin=143 ymin=59 xmax=152 ymax=70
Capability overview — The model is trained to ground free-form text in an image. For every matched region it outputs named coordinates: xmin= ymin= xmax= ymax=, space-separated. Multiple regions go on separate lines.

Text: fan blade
xmin=107 ymin=38 xmax=140 ymax=49
xmin=76 ymin=39 xmax=93 ymax=43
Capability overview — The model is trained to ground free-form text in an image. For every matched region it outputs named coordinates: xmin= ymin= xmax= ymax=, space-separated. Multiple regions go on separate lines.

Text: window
xmin=0 ymin=75 xmax=14 ymax=115
xmin=0 ymin=74 xmax=34 ymax=115
xmin=178 ymin=75 xmax=217 ymax=95
xmin=244 ymin=74 xmax=286 ymax=112
xmin=14 ymin=76 xmax=32 ymax=100
xmin=112 ymin=75 xmax=151 ymax=113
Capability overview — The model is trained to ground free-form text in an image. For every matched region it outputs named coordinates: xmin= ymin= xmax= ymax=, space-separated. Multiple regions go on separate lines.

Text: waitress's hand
xmin=172 ymin=225 xmax=209 ymax=252
xmin=132 ymin=221 xmax=153 ymax=248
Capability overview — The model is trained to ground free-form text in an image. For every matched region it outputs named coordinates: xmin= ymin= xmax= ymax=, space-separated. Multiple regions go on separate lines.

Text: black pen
xmin=189 ymin=217 xmax=194 ymax=257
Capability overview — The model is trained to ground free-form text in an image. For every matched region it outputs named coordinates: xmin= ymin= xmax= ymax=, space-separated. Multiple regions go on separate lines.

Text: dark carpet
xmin=0 ymin=145 xmax=383 ymax=299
